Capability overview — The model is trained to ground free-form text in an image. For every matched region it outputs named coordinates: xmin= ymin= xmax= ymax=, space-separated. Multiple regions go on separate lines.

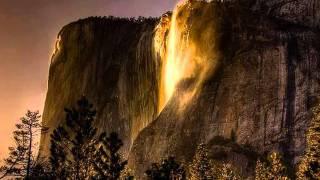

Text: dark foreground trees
xmin=297 ymin=105 xmax=320 ymax=179
xmin=50 ymin=96 xmax=98 ymax=179
xmin=146 ymin=156 xmax=186 ymax=180
xmin=93 ymin=132 xmax=128 ymax=179
xmin=0 ymin=110 xmax=47 ymax=179
xmin=2 ymin=96 xmax=319 ymax=179
xmin=254 ymin=152 xmax=289 ymax=179
xmin=50 ymin=96 xmax=128 ymax=179
xmin=189 ymin=143 xmax=214 ymax=180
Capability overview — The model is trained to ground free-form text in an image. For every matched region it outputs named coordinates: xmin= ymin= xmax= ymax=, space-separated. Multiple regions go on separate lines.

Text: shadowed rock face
xmin=252 ymin=0 xmax=320 ymax=28
xmin=40 ymin=0 xmax=320 ymax=178
xmin=39 ymin=17 xmax=161 ymax=158
xmin=128 ymin=1 xmax=320 ymax=178
xmin=129 ymin=35 xmax=320 ymax=177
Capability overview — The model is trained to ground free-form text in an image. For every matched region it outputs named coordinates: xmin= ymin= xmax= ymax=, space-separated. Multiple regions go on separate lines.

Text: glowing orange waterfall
xmin=155 ymin=0 xmax=219 ymax=113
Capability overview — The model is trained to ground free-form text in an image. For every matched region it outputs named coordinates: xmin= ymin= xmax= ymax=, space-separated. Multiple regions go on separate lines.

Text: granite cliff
xmin=39 ymin=17 xmax=161 ymax=157
xmin=40 ymin=0 xmax=320 ymax=178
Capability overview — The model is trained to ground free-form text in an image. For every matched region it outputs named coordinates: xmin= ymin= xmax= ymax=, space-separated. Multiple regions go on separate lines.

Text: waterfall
xmin=155 ymin=0 xmax=220 ymax=112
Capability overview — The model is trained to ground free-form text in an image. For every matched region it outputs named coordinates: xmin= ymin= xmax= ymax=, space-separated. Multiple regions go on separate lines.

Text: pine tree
xmin=0 ymin=110 xmax=47 ymax=179
xmin=50 ymin=96 xmax=129 ymax=179
xmin=189 ymin=143 xmax=214 ymax=180
xmin=50 ymin=96 xmax=98 ymax=179
xmin=93 ymin=132 xmax=127 ymax=179
xmin=254 ymin=159 xmax=268 ymax=180
xmin=29 ymin=158 xmax=53 ymax=179
xmin=145 ymin=156 xmax=186 ymax=180
xmin=216 ymin=163 xmax=241 ymax=180
xmin=49 ymin=126 xmax=71 ymax=179
xmin=267 ymin=152 xmax=289 ymax=179
xmin=120 ymin=166 xmax=135 ymax=180
xmin=254 ymin=152 xmax=289 ymax=180
xmin=297 ymin=105 xmax=320 ymax=179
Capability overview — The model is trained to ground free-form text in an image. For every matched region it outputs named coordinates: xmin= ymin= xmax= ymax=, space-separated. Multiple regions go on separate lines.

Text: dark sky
xmin=0 ymin=0 xmax=178 ymax=159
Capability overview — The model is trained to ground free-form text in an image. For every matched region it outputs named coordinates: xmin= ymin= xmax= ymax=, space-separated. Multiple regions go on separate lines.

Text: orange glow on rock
xmin=155 ymin=0 xmax=220 ymax=113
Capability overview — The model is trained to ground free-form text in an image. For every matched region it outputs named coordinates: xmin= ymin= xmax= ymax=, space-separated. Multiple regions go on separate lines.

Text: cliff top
xmin=58 ymin=16 xmax=160 ymax=37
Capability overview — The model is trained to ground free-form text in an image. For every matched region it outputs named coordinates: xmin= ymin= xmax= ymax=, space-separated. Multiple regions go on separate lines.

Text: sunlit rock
xmin=39 ymin=0 xmax=320 ymax=178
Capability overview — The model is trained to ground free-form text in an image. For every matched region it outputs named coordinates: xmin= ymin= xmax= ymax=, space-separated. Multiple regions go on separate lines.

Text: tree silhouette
xmin=189 ymin=143 xmax=214 ymax=180
xmin=93 ymin=132 xmax=127 ymax=179
xmin=28 ymin=158 xmax=53 ymax=179
xmin=145 ymin=156 xmax=186 ymax=180
xmin=0 ymin=110 xmax=47 ymax=179
xmin=217 ymin=163 xmax=241 ymax=180
xmin=49 ymin=126 xmax=71 ymax=179
xmin=297 ymin=105 xmax=320 ymax=179
xmin=120 ymin=166 xmax=135 ymax=180
xmin=50 ymin=96 xmax=129 ymax=179
xmin=254 ymin=152 xmax=289 ymax=180
xmin=255 ymin=159 xmax=268 ymax=180
xmin=50 ymin=96 xmax=98 ymax=179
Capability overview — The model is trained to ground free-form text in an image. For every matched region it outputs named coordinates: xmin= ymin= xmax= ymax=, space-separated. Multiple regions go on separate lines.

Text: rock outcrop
xmin=39 ymin=17 xmax=161 ymax=158
xmin=39 ymin=0 xmax=320 ymax=178
xmin=129 ymin=0 xmax=320 ymax=178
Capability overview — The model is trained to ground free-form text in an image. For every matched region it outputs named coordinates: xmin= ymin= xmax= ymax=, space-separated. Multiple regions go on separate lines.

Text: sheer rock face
xmin=129 ymin=32 xmax=320 ymax=177
xmin=128 ymin=1 xmax=320 ymax=178
xmin=252 ymin=0 xmax=320 ymax=28
xmin=40 ymin=0 xmax=320 ymax=178
xmin=39 ymin=17 xmax=161 ymax=158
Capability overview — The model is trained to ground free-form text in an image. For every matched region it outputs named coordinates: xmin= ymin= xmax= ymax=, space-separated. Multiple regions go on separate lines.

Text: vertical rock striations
xmin=40 ymin=0 xmax=320 ymax=178
xmin=39 ymin=17 xmax=161 ymax=158
xmin=129 ymin=0 xmax=320 ymax=178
